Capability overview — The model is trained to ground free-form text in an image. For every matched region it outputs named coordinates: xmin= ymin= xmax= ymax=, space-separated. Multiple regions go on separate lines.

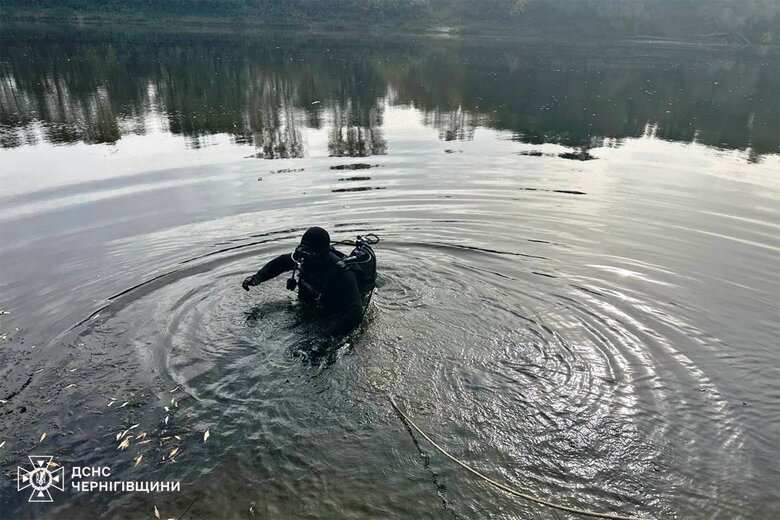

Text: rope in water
xmin=388 ymin=397 xmax=652 ymax=520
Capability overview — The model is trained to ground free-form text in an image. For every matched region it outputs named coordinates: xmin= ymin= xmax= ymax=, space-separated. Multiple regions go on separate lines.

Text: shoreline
xmin=2 ymin=8 xmax=777 ymax=49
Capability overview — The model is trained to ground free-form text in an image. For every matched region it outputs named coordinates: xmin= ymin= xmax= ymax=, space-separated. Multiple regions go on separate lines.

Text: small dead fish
xmin=249 ymin=503 xmax=255 ymax=516
xmin=168 ymin=447 xmax=179 ymax=459
xmin=39 ymin=432 xmax=46 ymax=443
xmin=0 ymin=441 xmax=6 ymax=449
xmin=170 ymin=397 xmax=175 ymax=405
xmin=0 ymin=310 xmax=9 ymax=315
xmin=133 ymin=454 xmax=143 ymax=467
xmin=107 ymin=400 xmax=116 ymax=407
xmin=174 ymin=400 xmax=178 ymax=408
xmin=169 ymin=386 xmax=179 ymax=393
xmin=68 ymin=368 xmax=77 ymax=372
xmin=63 ymin=384 xmax=76 ymax=390
xmin=203 ymin=430 xmax=210 ymax=443
xmin=137 ymin=440 xmax=152 ymax=445
xmin=0 ymin=399 xmax=7 ymax=404
xmin=119 ymin=401 xmax=129 ymax=408
xmin=136 ymin=432 xmax=147 ymax=441
xmin=174 ymin=435 xmax=181 ymax=441
xmin=154 ymin=505 xmax=160 ymax=519
xmin=164 ymin=416 xmax=169 ymax=425
xmin=129 ymin=423 xmax=140 ymax=430
xmin=164 ymin=406 xmax=169 ymax=413
xmin=118 ymin=437 xmax=131 ymax=450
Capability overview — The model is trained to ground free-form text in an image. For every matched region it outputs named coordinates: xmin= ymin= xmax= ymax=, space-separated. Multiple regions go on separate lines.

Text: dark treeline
xmin=0 ymin=28 xmax=777 ymax=158
xmin=2 ymin=0 xmax=779 ymax=43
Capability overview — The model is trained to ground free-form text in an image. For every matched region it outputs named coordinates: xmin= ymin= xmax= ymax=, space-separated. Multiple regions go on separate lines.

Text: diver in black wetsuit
xmin=241 ymin=227 xmax=371 ymax=335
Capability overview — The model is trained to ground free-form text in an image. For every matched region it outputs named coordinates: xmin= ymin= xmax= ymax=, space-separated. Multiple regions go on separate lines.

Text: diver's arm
xmin=328 ymin=303 xmax=363 ymax=336
xmin=325 ymin=270 xmax=365 ymax=335
xmin=242 ymin=253 xmax=295 ymax=290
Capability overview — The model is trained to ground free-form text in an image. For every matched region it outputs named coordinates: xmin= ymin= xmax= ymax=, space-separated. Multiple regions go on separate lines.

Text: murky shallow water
xmin=1 ymin=26 xmax=779 ymax=519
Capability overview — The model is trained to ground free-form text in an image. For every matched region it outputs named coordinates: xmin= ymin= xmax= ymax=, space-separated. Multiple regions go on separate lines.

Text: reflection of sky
xmin=1 ymin=102 xmax=777 ymax=199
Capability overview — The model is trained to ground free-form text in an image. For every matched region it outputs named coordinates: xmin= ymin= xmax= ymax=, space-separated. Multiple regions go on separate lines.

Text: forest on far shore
xmin=2 ymin=0 xmax=778 ymax=43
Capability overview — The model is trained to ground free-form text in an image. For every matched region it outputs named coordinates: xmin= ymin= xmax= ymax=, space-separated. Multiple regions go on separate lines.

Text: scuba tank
xmin=335 ymin=233 xmax=378 ymax=299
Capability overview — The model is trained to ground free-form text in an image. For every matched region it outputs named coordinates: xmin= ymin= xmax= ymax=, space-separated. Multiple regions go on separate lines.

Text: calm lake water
xmin=0 ymin=24 xmax=778 ymax=519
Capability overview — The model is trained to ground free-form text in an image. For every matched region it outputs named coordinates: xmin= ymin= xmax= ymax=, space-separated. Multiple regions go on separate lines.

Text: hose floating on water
xmin=388 ymin=396 xmax=652 ymax=520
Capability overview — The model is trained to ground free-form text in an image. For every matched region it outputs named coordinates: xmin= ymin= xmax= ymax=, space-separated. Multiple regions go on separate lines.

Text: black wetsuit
xmin=247 ymin=248 xmax=364 ymax=335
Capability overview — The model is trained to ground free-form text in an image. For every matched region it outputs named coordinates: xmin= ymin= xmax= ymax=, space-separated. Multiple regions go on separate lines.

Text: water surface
xmin=0 ymin=25 xmax=779 ymax=520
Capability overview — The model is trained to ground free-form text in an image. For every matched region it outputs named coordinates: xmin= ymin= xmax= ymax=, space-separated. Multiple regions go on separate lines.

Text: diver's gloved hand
xmin=241 ymin=276 xmax=255 ymax=291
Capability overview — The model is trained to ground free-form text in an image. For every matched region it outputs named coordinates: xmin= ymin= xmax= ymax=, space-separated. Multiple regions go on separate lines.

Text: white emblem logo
xmin=18 ymin=455 xmax=66 ymax=502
